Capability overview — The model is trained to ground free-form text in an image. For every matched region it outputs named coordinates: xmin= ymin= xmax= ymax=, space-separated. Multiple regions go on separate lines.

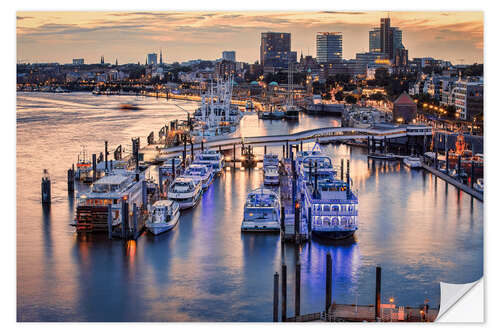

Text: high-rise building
xmin=369 ymin=28 xmax=381 ymax=53
xmin=147 ymin=53 xmax=158 ymax=66
xmin=222 ymin=51 xmax=236 ymax=62
xmin=379 ymin=17 xmax=404 ymax=61
xmin=160 ymin=50 xmax=163 ymax=65
xmin=260 ymin=32 xmax=291 ymax=70
xmin=72 ymin=58 xmax=84 ymax=65
xmin=316 ymin=32 xmax=343 ymax=63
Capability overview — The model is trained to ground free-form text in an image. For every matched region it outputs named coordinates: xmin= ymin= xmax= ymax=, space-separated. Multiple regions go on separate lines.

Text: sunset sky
xmin=16 ymin=11 xmax=483 ymax=65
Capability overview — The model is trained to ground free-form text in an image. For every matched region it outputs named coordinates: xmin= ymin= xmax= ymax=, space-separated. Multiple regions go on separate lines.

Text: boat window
xmin=332 ymin=205 xmax=339 ymax=212
xmin=323 ymin=205 xmax=330 ymax=212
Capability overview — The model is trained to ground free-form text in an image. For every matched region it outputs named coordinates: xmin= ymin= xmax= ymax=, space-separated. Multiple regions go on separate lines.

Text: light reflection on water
xmin=17 ymin=92 xmax=482 ymax=322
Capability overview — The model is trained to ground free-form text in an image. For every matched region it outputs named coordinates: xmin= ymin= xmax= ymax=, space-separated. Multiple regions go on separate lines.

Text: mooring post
xmin=158 ymin=167 xmax=164 ymax=195
xmin=295 ymin=261 xmax=301 ymax=317
xmin=346 ymin=160 xmax=350 ymax=190
xmin=282 ymin=145 xmax=285 ymax=159
xmin=121 ymin=198 xmax=128 ymax=239
xmin=41 ymin=169 xmax=51 ymax=205
xmin=67 ymin=168 xmax=74 ymax=193
xmin=172 ymin=158 xmax=176 ymax=179
xmin=105 ymin=141 xmax=108 ymax=172
xmin=457 ymin=155 xmax=462 ymax=176
xmin=300 ymin=140 xmax=303 ymax=152
xmin=233 ymin=143 xmax=236 ymax=166
xmin=190 ymin=140 xmax=194 ymax=161
xmin=201 ymin=140 xmax=204 ymax=152
xmin=375 ymin=266 xmax=381 ymax=321
xmin=471 ymin=161 xmax=475 ymax=187
xmin=340 ymin=159 xmax=344 ymax=182
xmin=286 ymin=140 xmax=289 ymax=159
xmin=281 ymin=263 xmax=287 ymax=322
xmin=307 ymin=206 xmax=312 ymax=238
xmin=133 ymin=203 xmax=138 ymax=238
xmin=107 ymin=204 xmax=112 ymax=240
xmin=142 ymin=180 xmax=147 ymax=208
xmin=294 ymin=201 xmax=299 ymax=239
xmin=446 ymin=149 xmax=449 ymax=173
xmin=264 ymin=145 xmax=267 ymax=155
xmin=273 ymin=272 xmax=279 ymax=322
xmin=92 ymin=153 xmax=97 ymax=182
xmin=280 ymin=205 xmax=285 ymax=232
xmin=183 ymin=136 xmax=187 ymax=167
xmin=326 ymin=252 xmax=332 ymax=314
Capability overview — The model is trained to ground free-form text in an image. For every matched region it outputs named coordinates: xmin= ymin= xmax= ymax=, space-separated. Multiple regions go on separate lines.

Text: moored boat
xmin=194 ymin=150 xmax=224 ymax=173
xmin=263 ymin=165 xmax=280 ymax=186
xmin=146 ymin=200 xmax=180 ymax=235
xmin=403 ymin=156 xmax=422 ymax=169
xmin=183 ymin=163 xmax=214 ymax=190
xmin=167 ymin=177 xmax=202 ymax=210
xmin=241 ymin=188 xmax=281 ymax=232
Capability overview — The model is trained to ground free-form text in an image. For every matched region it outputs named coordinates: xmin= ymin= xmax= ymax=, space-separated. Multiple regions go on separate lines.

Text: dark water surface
xmin=17 ymin=92 xmax=483 ymax=321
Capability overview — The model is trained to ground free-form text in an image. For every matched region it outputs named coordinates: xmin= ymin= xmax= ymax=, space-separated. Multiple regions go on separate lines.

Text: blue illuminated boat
xmin=241 ymin=188 xmax=281 ymax=232
xmin=194 ymin=150 xmax=224 ymax=173
xmin=298 ymin=144 xmax=358 ymax=240
xmin=183 ymin=163 xmax=214 ymax=190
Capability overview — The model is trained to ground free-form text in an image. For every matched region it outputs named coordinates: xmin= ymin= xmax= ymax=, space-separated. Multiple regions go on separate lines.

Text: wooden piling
xmin=280 ymin=205 xmax=285 ymax=232
xmin=67 ymin=168 xmax=74 ymax=193
xmin=282 ymin=263 xmax=287 ymax=322
xmin=264 ymin=145 xmax=267 ymax=155
xmin=326 ymin=252 xmax=332 ymax=314
xmin=133 ymin=203 xmax=138 ymax=238
xmin=107 ymin=204 xmax=112 ymax=240
xmin=446 ymin=149 xmax=449 ymax=173
xmin=295 ymin=261 xmax=301 ymax=317
xmin=121 ymin=199 xmax=128 ymax=239
xmin=375 ymin=266 xmax=381 ymax=321
xmin=41 ymin=169 xmax=51 ymax=205
xmin=92 ymin=153 xmax=97 ymax=182
xmin=190 ymin=140 xmax=194 ymax=160
xmin=307 ymin=207 xmax=312 ymax=238
xmin=273 ymin=272 xmax=279 ymax=322
xmin=340 ymin=159 xmax=344 ymax=182
xmin=105 ymin=141 xmax=108 ymax=172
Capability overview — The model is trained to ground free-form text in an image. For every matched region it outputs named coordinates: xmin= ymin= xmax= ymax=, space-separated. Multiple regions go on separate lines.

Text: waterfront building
xmin=316 ymin=32 xmax=343 ymax=63
xmin=260 ymin=32 xmax=292 ymax=71
xmin=72 ymin=58 xmax=84 ymax=65
xmin=147 ymin=53 xmax=158 ymax=66
xmin=393 ymin=92 xmax=417 ymax=123
xmin=453 ymin=78 xmax=483 ymax=120
xmin=222 ymin=51 xmax=236 ymax=62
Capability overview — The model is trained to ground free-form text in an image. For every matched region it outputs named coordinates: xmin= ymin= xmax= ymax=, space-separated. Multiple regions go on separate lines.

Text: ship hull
xmin=312 ymin=230 xmax=356 ymax=240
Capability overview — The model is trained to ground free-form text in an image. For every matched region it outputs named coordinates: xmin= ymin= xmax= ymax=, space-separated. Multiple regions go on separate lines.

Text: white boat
xmin=194 ymin=150 xmax=224 ymax=173
xmin=241 ymin=188 xmax=281 ymax=232
xmin=192 ymin=76 xmax=242 ymax=138
xmin=473 ymin=178 xmax=484 ymax=193
xmin=263 ymin=165 xmax=280 ymax=186
xmin=167 ymin=177 xmax=202 ymax=210
xmin=403 ymin=156 xmax=422 ymax=169
xmin=263 ymin=153 xmax=279 ymax=168
xmin=183 ymin=163 xmax=214 ymax=190
xmin=146 ymin=200 xmax=180 ymax=235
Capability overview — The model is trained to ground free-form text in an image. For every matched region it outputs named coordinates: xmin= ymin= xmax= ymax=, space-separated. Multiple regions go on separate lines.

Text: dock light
xmin=389 ymin=297 xmax=394 ymax=304
xmin=122 ymin=195 xmax=128 ymax=200
xmin=423 ymin=103 xmax=428 ymax=107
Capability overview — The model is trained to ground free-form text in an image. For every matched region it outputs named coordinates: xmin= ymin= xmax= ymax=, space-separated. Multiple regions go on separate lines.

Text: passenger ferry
xmin=167 ymin=177 xmax=202 ymax=210
xmin=403 ymin=156 xmax=422 ymax=169
xmin=263 ymin=165 xmax=280 ymax=186
xmin=241 ymin=188 xmax=281 ymax=232
xmin=194 ymin=150 xmax=224 ymax=173
xmin=74 ymin=173 xmax=145 ymax=232
xmin=299 ymin=144 xmax=358 ymax=240
xmin=146 ymin=200 xmax=180 ymax=235
xmin=263 ymin=153 xmax=279 ymax=168
xmin=183 ymin=163 xmax=214 ymax=190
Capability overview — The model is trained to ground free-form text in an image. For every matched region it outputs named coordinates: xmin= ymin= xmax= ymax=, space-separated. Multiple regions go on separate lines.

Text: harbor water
xmin=17 ymin=92 xmax=483 ymax=321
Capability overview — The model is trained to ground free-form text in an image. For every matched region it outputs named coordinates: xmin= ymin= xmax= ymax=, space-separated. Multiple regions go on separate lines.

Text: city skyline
xmin=17 ymin=11 xmax=483 ymax=65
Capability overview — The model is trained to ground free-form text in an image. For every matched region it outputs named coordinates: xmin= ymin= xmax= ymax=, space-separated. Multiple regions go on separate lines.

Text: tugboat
xmin=299 ymin=143 xmax=358 ymax=240
xmin=146 ymin=200 xmax=180 ymax=235
xmin=241 ymin=145 xmax=256 ymax=168
xmin=241 ymin=188 xmax=281 ymax=232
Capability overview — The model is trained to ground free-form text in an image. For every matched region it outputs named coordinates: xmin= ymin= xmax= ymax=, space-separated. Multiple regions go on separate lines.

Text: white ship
xmin=146 ymin=200 xmax=180 ymax=235
xmin=183 ymin=163 xmax=214 ymax=190
xmin=194 ymin=150 xmax=224 ymax=173
xmin=263 ymin=153 xmax=279 ymax=168
xmin=263 ymin=165 xmax=280 ymax=186
xmin=241 ymin=188 xmax=281 ymax=232
xmin=167 ymin=177 xmax=202 ymax=210
xmin=192 ymin=76 xmax=242 ymax=138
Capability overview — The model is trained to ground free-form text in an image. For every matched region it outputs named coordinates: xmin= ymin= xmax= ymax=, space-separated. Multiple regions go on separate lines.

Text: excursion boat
xmin=299 ymin=144 xmax=358 ymax=240
xmin=194 ymin=150 xmax=224 ymax=173
xmin=74 ymin=173 xmax=145 ymax=232
xmin=183 ymin=163 xmax=214 ymax=190
xmin=368 ymin=152 xmax=398 ymax=161
xmin=241 ymin=188 xmax=281 ymax=232
xmin=146 ymin=200 xmax=180 ymax=235
xmin=167 ymin=177 xmax=202 ymax=210
xmin=403 ymin=156 xmax=422 ymax=169
xmin=263 ymin=153 xmax=279 ymax=168
xmin=263 ymin=165 xmax=280 ymax=186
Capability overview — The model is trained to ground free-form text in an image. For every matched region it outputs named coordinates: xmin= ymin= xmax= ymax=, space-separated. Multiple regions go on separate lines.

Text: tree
xmin=344 ymin=95 xmax=357 ymax=104
xmin=334 ymin=91 xmax=344 ymax=102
